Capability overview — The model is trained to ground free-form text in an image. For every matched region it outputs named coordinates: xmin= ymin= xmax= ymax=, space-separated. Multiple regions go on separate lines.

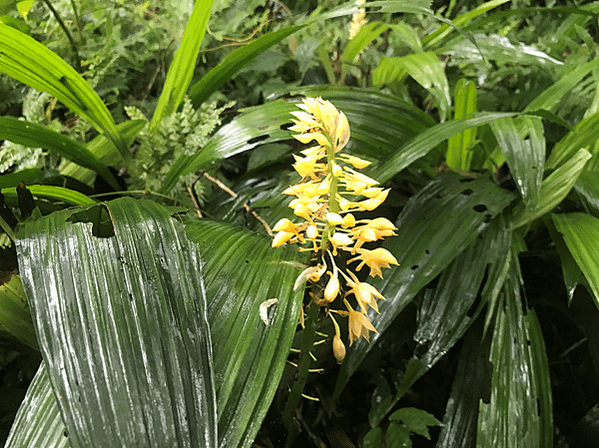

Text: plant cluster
xmin=1 ymin=1 xmax=599 ymax=447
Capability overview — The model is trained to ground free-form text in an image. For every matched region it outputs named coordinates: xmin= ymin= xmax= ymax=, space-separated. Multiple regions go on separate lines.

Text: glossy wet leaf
xmin=16 ymin=198 xmax=217 ymax=448
xmin=371 ymin=112 xmax=519 ymax=183
xmin=335 ymin=172 xmax=515 ymax=396
xmin=512 ymin=148 xmax=591 ymax=229
xmin=575 ymin=170 xmax=599 ymax=218
xmin=4 ymin=363 xmax=69 ymax=448
xmin=161 ymin=86 xmax=434 ymax=193
xmin=185 ymin=220 xmax=306 ymax=448
xmin=436 ymin=321 xmax=492 ymax=448
xmin=477 ymin=252 xmax=552 ymax=448
xmin=0 ymin=24 xmax=128 ymax=159
xmin=490 ymin=117 xmax=544 ymax=210
xmin=0 ymin=273 xmax=38 ymax=350
xmin=552 ymin=212 xmax=599 ymax=308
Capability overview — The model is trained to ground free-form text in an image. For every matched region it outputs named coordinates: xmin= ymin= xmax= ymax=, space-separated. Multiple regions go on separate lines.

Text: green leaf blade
xmin=16 ymin=198 xmax=217 ymax=448
xmin=0 ymin=24 xmax=128 ymax=160
xmin=552 ymin=212 xmax=599 ymax=307
xmin=150 ymin=0 xmax=214 ymax=131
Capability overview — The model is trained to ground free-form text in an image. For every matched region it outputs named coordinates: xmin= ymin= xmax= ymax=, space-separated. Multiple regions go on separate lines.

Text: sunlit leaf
xmin=575 ymin=170 xmax=599 ymax=218
xmin=189 ymin=25 xmax=305 ymax=108
xmin=0 ymin=117 xmax=120 ymax=190
xmin=16 ymin=198 xmax=217 ymax=447
xmin=446 ymin=79 xmax=477 ymax=171
xmin=373 ymin=52 xmax=451 ymax=121
xmin=490 ymin=117 xmax=544 ymax=210
xmin=0 ymin=24 xmax=128 ymax=160
xmin=150 ymin=0 xmax=213 ymax=131
xmin=371 ymin=112 xmax=519 ymax=183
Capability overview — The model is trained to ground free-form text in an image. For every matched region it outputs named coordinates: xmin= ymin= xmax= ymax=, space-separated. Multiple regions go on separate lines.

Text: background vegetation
xmin=1 ymin=0 xmax=599 ymax=447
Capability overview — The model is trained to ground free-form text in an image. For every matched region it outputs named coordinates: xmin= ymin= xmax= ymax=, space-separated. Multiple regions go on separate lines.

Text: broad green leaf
xmin=389 ymin=407 xmax=441 ymax=439
xmin=0 ymin=273 xmax=38 ymax=350
xmin=490 ymin=117 xmax=544 ymax=210
xmin=2 ymin=185 xmax=95 ymax=205
xmin=0 ymin=117 xmax=120 ymax=190
xmin=386 ymin=215 xmax=511 ymax=412
xmin=303 ymin=0 xmax=433 ymax=23
xmin=575 ymin=170 xmax=599 ymax=218
xmin=552 ymin=213 xmax=599 ymax=308
xmin=150 ymin=0 xmax=214 ymax=131
xmin=436 ymin=322 xmax=492 ymax=448
xmin=60 ymin=119 xmax=146 ymax=186
xmin=185 ymin=220 xmax=306 ymax=448
xmin=0 ymin=24 xmax=128 ymax=160
xmin=512 ymin=148 xmax=591 ymax=229
xmin=422 ymin=0 xmax=510 ymax=50
xmin=446 ymin=79 xmax=477 ymax=171
xmin=372 ymin=112 xmax=519 ymax=183
xmin=4 ymin=363 xmax=70 ymax=448
xmin=477 ymin=253 xmax=552 ymax=448
xmin=388 ymin=23 xmax=423 ymax=53
xmin=16 ymin=198 xmax=217 ymax=447
xmin=189 ymin=25 xmax=305 ymax=108
xmin=335 ymin=172 xmax=515 ymax=397
xmin=525 ymin=59 xmax=599 ymax=113
xmin=161 ymin=86 xmax=434 ymax=194
xmin=363 ymin=427 xmax=384 ymax=448
xmin=373 ymin=52 xmax=451 ymax=121
xmin=386 ymin=422 xmax=412 ymax=448
xmin=545 ymin=110 xmax=599 ymax=170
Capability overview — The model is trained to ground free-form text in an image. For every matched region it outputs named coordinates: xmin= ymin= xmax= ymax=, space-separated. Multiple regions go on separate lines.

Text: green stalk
xmin=282 ymin=301 xmax=320 ymax=446
xmin=319 ymin=135 xmax=340 ymax=258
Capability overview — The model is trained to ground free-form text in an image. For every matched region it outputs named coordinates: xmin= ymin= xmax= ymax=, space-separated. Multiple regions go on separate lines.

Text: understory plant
xmin=1 ymin=1 xmax=599 ymax=447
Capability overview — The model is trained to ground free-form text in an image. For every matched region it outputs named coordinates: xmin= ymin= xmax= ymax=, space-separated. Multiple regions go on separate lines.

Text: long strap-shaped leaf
xmin=5 ymin=362 xmax=70 ymax=448
xmin=16 ymin=198 xmax=217 ymax=448
xmin=185 ymin=220 xmax=306 ymax=448
xmin=0 ymin=25 xmax=128 ymax=161
xmin=0 ymin=117 xmax=120 ymax=190
xmin=150 ymin=0 xmax=214 ymax=131
xmin=477 ymin=249 xmax=553 ymax=448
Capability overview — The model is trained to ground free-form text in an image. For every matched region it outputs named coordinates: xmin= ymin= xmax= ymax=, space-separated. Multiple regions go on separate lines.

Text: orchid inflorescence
xmin=272 ymin=97 xmax=399 ymax=363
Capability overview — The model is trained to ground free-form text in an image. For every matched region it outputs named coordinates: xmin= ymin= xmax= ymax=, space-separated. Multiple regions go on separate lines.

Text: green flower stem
xmin=319 ymin=137 xmax=339 ymax=257
xmin=282 ymin=300 xmax=320 ymax=445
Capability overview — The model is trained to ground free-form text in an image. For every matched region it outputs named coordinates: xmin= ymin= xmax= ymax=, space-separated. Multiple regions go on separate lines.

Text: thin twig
xmin=41 ymin=0 xmax=82 ymax=72
xmin=202 ymin=172 xmax=273 ymax=236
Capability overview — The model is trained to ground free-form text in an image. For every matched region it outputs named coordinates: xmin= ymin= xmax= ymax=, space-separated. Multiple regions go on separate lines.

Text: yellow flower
xmin=343 ymin=301 xmax=377 ymax=345
xmin=348 ymin=247 xmax=399 ymax=278
xmin=343 ymin=270 xmax=385 ymax=314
